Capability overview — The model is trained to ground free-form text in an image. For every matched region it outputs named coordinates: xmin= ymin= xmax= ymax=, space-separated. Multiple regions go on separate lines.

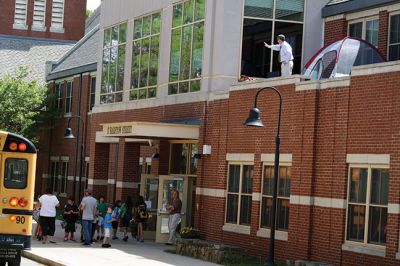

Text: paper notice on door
xmin=145 ymin=201 xmax=152 ymax=209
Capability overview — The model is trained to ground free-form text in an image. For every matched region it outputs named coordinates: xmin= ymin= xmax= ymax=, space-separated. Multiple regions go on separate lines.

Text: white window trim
xmin=224 ymin=162 xmax=254 ymax=228
xmin=256 ymin=228 xmax=288 ymax=241
xmin=342 ymin=242 xmax=385 ymax=258
xmin=344 ymin=163 xmax=389 ymax=248
xmin=13 ymin=0 xmax=28 ymax=29
xmin=347 ymin=16 xmax=379 ymax=47
xmin=60 ymin=161 xmax=68 ymax=194
xmin=388 ymin=11 xmax=400 ymax=61
xmin=65 ymin=80 xmax=73 ymax=114
xmin=50 ymin=0 xmax=65 ymax=32
xmin=32 ymin=0 xmax=47 ymax=31
xmin=259 ymin=162 xmax=292 ymax=232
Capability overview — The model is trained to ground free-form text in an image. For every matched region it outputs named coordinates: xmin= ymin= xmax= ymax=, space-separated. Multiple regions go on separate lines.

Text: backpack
xmin=138 ymin=204 xmax=148 ymax=220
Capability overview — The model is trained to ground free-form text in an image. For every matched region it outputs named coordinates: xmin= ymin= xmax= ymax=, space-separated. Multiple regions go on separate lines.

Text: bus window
xmin=4 ymin=158 xmax=28 ymax=189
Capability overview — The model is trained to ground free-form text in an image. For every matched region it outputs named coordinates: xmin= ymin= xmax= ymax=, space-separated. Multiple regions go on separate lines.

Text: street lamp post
xmin=243 ymin=86 xmax=282 ymax=266
xmin=64 ymin=116 xmax=85 ymax=203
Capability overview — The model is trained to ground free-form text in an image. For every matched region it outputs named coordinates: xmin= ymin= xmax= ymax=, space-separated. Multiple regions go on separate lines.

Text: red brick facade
xmin=0 ymin=0 xmax=85 ymax=40
xmin=324 ymin=18 xmax=348 ymax=45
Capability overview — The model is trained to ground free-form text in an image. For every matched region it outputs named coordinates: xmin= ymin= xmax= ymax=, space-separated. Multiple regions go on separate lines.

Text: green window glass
xmin=130 ymin=12 xmax=161 ymax=101
xmin=101 ymin=23 xmax=127 ymax=104
xmin=168 ymin=0 xmax=205 ymax=95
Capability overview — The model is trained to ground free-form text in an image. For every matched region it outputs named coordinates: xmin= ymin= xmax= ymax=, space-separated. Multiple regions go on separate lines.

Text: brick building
xmin=37 ymin=0 xmax=400 ymax=265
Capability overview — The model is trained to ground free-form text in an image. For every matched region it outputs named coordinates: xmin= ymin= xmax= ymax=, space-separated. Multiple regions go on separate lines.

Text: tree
xmin=0 ymin=67 xmax=49 ymax=140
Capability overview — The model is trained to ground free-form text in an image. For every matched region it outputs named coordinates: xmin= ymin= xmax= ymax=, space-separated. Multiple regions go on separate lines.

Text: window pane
xmin=152 ymin=13 xmax=161 ymax=34
xmin=130 ymin=89 xmax=138 ymax=100
xmin=131 ymin=40 xmax=141 ymax=89
xmin=138 ymin=88 xmax=147 ymax=99
xmin=241 ymin=165 xmax=253 ymax=194
xmin=4 ymin=159 xmax=28 ymax=189
xmin=263 ymin=166 xmax=273 ymax=196
xmin=168 ymin=83 xmax=178 ymax=95
xmin=366 ymin=20 xmax=379 ymax=47
xmin=347 ymin=204 xmax=365 ymax=242
xmin=190 ymin=143 xmax=198 ymax=175
xmin=277 ymin=198 xmax=289 ymax=230
xmin=140 ymin=38 xmax=150 ymax=88
xmin=101 ymin=49 xmax=110 ymax=93
xmin=275 ymin=0 xmax=304 ymax=21
xmin=117 ymin=45 xmax=125 ymax=91
xmin=349 ymin=22 xmax=362 ymax=38
xmin=112 ymin=26 xmax=118 ymax=45
xmin=173 ymin=4 xmax=183 ymax=28
xmin=226 ymin=194 xmax=238 ymax=223
xmin=368 ymin=206 xmax=387 ymax=244
xmin=278 ymin=166 xmax=291 ymax=197
xmin=371 ymin=169 xmax=389 ymax=205
xmin=148 ymin=87 xmax=157 ymax=98
xmin=104 ymin=28 xmax=111 ymax=47
xmin=143 ymin=15 xmax=151 ymax=37
xmin=228 ymin=165 xmax=240 ymax=193
xmin=149 ymin=35 xmax=159 ymax=86
xmin=170 ymin=143 xmax=188 ymax=174
xmin=240 ymin=195 xmax=252 ymax=225
xmin=261 ymin=197 xmax=272 ymax=228
xmin=109 ymin=47 xmax=117 ymax=92
xmin=195 ymin=0 xmax=205 ymax=21
xmin=390 ymin=15 xmax=400 ymax=44
xmin=183 ymin=0 xmax=194 ymax=24
xmin=389 ymin=44 xmax=400 ymax=61
xmin=349 ymin=168 xmax=368 ymax=203
xmin=191 ymin=23 xmax=203 ymax=79
xmin=244 ymin=0 xmax=273 ymax=18
xmin=190 ymin=80 xmax=201 ymax=92
xmin=179 ymin=81 xmax=189 ymax=93
xmin=133 ymin=18 xmax=142 ymax=39
xmin=119 ymin=23 xmax=127 ymax=43
xmin=169 ymin=28 xmax=181 ymax=82
xmin=180 ymin=25 xmax=192 ymax=80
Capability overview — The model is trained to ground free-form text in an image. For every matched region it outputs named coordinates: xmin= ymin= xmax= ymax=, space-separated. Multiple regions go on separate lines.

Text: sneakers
xmin=112 ymin=236 xmax=118 ymax=240
xmin=101 ymin=243 xmax=111 ymax=248
xmin=64 ymin=237 xmax=68 ymax=241
xmin=123 ymin=236 xmax=128 ymax=242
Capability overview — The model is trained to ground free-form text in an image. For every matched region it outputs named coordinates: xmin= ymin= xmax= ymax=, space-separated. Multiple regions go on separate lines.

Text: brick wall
xmin=0 ymin=0 xmax=85 ymax=41
xmin=324 ymin=18 xmax=347 ymax=45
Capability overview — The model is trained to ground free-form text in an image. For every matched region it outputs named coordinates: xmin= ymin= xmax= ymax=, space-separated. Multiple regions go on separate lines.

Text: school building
xmin=38 ymin=0 xmax=400 ymax=265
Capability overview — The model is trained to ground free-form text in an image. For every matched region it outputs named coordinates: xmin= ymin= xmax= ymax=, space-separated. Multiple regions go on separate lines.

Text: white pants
xmin=168 ymin=213 xmax=181 ymax=244
xmin=281 ymin=61 xmax=293 ymax=76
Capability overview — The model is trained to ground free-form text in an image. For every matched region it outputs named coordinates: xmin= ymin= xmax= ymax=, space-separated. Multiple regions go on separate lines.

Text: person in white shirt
xmin=39 ymin=187 xmax=60 ymax=244
xmin=264 ymin=34 xmax=294 ymax=77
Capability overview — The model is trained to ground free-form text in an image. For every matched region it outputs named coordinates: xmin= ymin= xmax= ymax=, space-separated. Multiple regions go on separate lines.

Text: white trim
xmin=50 ymin=156 xmax=59 ymax=161
xmin=319 ymin=77 xmax=350 ymax=89
xmin=226 ymin=153 xmax=254 ymax=162
xmin=60 ymin=156 xmax=69 ymax=161
xmin=145 ymin=157 xmax=152 ymax=163
xmin=58 ymin=193 xmax=67 ymax=198
xmin=108 ymin=178 xmax=116 ymax=185
xmin=42 ymin=174 xmax=50 ymax=179
xmin=346 ymin=154 xmax=390 ymax=164
xmin=67 ymin=176 xmax=74 ymax=181
xmin=196 ymin=187 xmax=226 ymax=198
xmin=295 ymin=80 xmax=320 ymax=91
xmin=252 ymin=192 xmax=261 ymax=201
xmin=116 ymin=181 xmax=139 ymax=189
xmin=342 ymin=243 xmax=385 ymax=258
xmin=222 ymin=224 xmax=250 ymax=235
xmin=230 ymin=76 xmax=302 ymax=93
xmin=80 ymin=177 xmax=87 ymax=182
xmin=88 ymin=179 xmax=108 ymax=186
xmin=50 ymin=26 xmax=65 ymax=33
xmin=31 ymin=25 xmax=46 ymax=32
xmin=325 ymin=14 xmax=345 ymax=22
xmin=85 ymin=157 xmax=90 ymax=162
xmin=346 ymin=9 xmax=380 ymax=21
xmin=352 ymin=61 xmax=400 ymax=77
xmin=388 ymin=203 xmax=400 ymax=214
xmin=12 ymin=23 xmax=28 ymax=30
xmin=210 ymin=92 xmax=229 ymax=101
xmin=256 ymin=229 xmax=288 ymax=241
xmin=314 ymin=197 xmax=346 ymax=209
xmin=261 ymin=153 xmax=292 ymax=163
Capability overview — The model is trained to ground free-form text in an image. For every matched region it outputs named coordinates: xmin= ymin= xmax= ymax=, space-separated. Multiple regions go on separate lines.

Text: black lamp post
xmin=243 ymin=86 xmax=282 ymax=266
xmin=64 ymin=116 xmax=85 ymax=203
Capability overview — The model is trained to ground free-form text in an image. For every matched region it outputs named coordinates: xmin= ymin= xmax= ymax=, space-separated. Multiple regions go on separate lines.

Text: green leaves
xmin=0 ymin=67 xmax=46 ymax=140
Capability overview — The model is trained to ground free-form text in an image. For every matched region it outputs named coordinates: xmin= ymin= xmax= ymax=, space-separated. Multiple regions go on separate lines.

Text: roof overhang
xmin=100 ymin=121 xmax=200 ymax=140
xmin=322 ymin=0 xmax=398 ymax=18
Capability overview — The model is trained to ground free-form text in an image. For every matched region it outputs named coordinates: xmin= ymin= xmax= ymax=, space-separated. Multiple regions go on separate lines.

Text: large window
xmin=101 ymin=23 xmax=127 ymax=104
xmin=131 ymin=12 xmax=161 ymax=100
xmin=32 ymin=0 xmax=46 ymax=30
xmin=241 ymin=0 xmax=304 ymax=78
xmin=65 ymin=81 xmax=72 ymax=113
xmin=389 ymin=14 xmax=400 ymax=61
xmin=260 ymin=165 xmax=291 ymax=230
xmin=168 ymin=0 xmax=205 ymax=95
xmin=169 ymin=142 xmax=198 ymax=175
xmin=348 ymin=18 xmax=379 ymax=47
xmin=346 ymin=166 xmax=388 ymax=245
xmin=60 ymin=161 xmax=68 ymax=194
xmin=226 ymin=164 xmax=253 ymax=226
xmin=14 ymin=0 xmax=28 ymax=28
xmin=4 ymin=159 xmax=28 ymax=189
xmin=54 ymin=82 xmax=63 ymax=109
xmin=51 ymin=0 xmax=64 ymax=30
xmin=89 ymin=77 xmax=96 ymax=110
xmin=50 ymin=161 xmax=59 ymax=193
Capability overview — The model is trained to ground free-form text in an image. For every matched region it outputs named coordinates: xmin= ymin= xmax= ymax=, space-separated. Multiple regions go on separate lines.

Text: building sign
xmin=106 ymin=125 xmax=133 ymax=135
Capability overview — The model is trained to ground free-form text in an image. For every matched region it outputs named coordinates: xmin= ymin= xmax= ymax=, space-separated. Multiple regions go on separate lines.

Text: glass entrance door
xmin=155 ymin=175 xmax=188 ymax=243
xmin=140 ymin=174 xmax=159 ymax=240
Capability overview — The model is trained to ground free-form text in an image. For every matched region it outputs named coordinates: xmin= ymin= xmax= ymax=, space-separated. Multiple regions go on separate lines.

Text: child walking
xmin=63 ymin=197 xmax=79 ymax=241
xmin=102 ymin=206 xmax=114 ymax=248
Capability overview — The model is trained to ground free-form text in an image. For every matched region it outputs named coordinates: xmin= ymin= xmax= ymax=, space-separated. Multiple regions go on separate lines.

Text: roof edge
xmin=322 ymin=0 xmax=398 ymax=18
xmin=46 ymin=63 xmax=97 ymax=81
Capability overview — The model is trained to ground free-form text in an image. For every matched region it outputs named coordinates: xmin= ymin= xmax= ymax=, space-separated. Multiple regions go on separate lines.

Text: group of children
xmin=33 ymin=195 xmax=149 ymax=248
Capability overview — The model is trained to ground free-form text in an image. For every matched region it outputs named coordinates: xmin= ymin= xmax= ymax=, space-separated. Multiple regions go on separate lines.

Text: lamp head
xmin=64 ymin=128 xmax=75 ymax=139
xmin=243 ymin=107 xmax=264 ymax=127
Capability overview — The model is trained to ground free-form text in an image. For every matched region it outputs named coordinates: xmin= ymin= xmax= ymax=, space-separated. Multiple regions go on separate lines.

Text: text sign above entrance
xmin=107 ymin=125 xmax=132 ymax=135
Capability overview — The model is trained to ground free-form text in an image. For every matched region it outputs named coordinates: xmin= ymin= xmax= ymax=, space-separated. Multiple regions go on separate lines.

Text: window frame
xmin=260 ymin=162 xmax=291 ymax=231
xmin=13 ymin=0 xmax=28 ymax=29
xmin=50 ymin=0 xmax=65 ymax=32
xmin=60 ymin=161 xmax=68 ymax=194
xmin=168 ymin=0 xmax=206 ymax=95
xmin=388 ymin=12 xmax=400 ymax=61
xmin=225 ymin=162 xmax=254 ymax=226
xmin=32 ymin=0 xmax=46 ymax=31
xmin=65 ymin=80 xmax=73 ymax=114
xmin=4 ymin=158 xmax=29 ymax=190
xmin=345 ymin=163 xmax=389 ymax=247
xmin=168 ymin=140 xmax=198 ymax=176
xmin=347 ymin=16 xmax=379 ymax=47
xmin=50 ymin=160 xmax=59 ymax=194
xmin=54 ymin=81 xmax=64 ymax=109
xmin=89 ymin=76 xmax=96 ymax=111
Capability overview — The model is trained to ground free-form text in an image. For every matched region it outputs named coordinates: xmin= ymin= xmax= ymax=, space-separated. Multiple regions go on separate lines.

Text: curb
xmin=22 ymin=250 xmax=66 ymax=266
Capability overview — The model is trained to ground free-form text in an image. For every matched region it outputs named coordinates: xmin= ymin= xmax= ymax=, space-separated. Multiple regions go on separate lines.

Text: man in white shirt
xmin=264 ymin=34 xmax=294 ymax=77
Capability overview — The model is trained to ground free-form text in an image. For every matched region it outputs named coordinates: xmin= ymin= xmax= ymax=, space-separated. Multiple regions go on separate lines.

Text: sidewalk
xmin=24 ymin=221 xmax=218 ymax=266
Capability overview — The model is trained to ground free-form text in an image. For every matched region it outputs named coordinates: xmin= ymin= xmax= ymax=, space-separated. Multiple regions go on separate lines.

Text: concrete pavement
xmin=23 ymin=221 xmax=218 ymax=266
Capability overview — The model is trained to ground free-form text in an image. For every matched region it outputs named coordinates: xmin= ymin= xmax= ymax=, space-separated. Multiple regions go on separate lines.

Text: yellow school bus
xmin=0 ymin=131 xmax=36 ymax=266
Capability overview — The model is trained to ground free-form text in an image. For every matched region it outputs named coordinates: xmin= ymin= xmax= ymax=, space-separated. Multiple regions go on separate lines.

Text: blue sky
xmin=87 ymin=0 xmax=101 ymax=11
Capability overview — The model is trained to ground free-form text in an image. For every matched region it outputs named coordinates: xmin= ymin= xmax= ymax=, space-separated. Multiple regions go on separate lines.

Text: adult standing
xmin=166 ymin=189 xmax=182 ymax=245
xmin=264 ymin=34 xmax=294 ymax=77
xmin=39 ymin=187 xmax=59 ymax=244
xmin=80 ymin=189 xmax=97 ymax=246
xmin=120 ymin=196 xmax=133 ymax=241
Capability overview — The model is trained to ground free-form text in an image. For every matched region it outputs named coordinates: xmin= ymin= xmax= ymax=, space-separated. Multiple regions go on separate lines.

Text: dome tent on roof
xmin=303 ymin=37 xmax=385 ymax=80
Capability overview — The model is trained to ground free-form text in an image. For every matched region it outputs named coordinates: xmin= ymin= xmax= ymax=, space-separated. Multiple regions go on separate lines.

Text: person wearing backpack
xmin=135 ymin=196 xmax=148 ymax=242
xmin=120 ymin=196 xmax=133 ymax=242
xmin=111 ymin=200 xmax=121 ymax=240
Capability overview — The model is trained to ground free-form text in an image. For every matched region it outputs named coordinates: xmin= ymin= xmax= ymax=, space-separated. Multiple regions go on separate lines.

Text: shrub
xmin=180 ymin=227 xmax=201 ymax=239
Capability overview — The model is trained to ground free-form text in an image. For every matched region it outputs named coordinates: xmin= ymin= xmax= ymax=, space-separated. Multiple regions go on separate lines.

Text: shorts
xmin=98 ymin=216 xmax=104 ymax=226
xmin=104 ymin=228 xmax=111 ymax=238
xmin=112 ymin=221 xmax=119 ymax=229
xmin=121 ymin=218 xmax=130 ymax=228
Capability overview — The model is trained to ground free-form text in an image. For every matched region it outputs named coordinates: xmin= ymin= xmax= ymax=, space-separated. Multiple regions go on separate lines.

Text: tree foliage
xmin=0 ymin=67 xmax=54 ymax=141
